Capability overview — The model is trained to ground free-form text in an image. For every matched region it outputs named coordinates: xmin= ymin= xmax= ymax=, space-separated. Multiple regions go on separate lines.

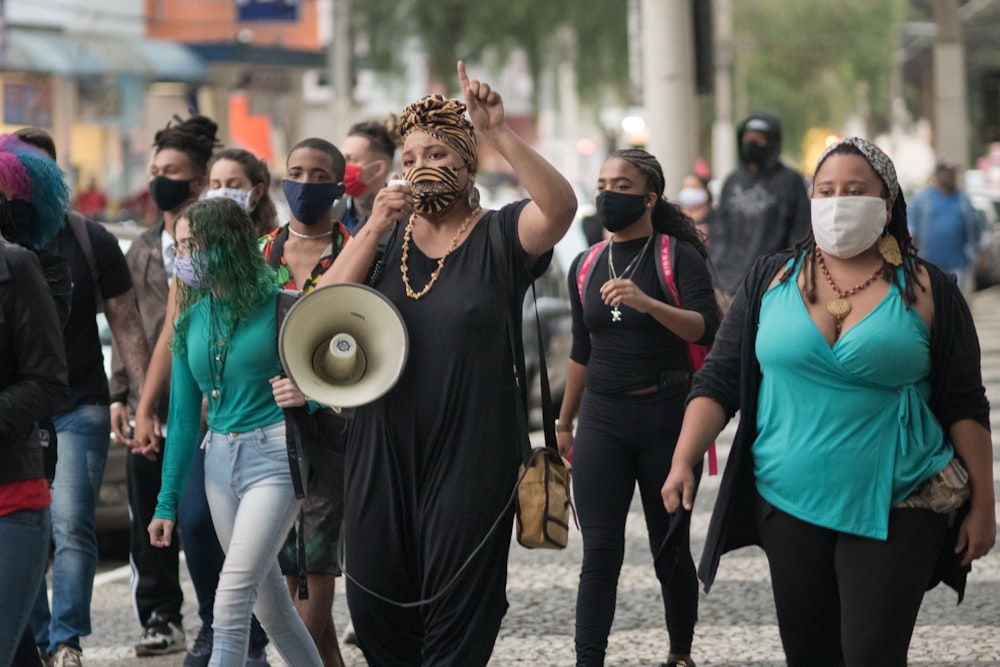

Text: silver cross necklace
xmin=607 ymin=235 xmax=653 ymax=322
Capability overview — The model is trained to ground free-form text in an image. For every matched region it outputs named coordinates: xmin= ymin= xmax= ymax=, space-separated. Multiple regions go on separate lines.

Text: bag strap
xmin=67 ymin=212 xmax=103 ymax=313
xmin=488 ymin=218 xmax=557 ymax=454
xmin=576 ymin=240 xmax=609 ymax=306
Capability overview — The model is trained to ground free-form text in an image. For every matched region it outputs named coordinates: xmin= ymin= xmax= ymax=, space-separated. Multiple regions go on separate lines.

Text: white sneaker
xmin=50 ymin=644 xmax=83 ymax=667
xmin=135 ymin=611 xmax=186 ymax=657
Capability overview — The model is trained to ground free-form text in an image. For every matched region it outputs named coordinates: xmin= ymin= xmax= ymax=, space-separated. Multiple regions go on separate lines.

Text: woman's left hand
xmin=956 ymin=502 xmax=996 ymax=566
xmin=270 ymin=376 xmax=307 ymax=408
xmin=458 ymin=60 xmax=505 ymax=135
xmin=600 ymin=279 xmax=653 ymax=314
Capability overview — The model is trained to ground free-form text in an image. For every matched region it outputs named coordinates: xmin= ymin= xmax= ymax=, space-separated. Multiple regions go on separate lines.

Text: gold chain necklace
xmin=400 ymin=208 xmax=480 ymax=300
xmin=815 ymin=247 xmax=884 ymax=335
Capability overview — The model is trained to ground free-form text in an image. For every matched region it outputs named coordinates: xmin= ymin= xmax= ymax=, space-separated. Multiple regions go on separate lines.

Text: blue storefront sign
xmin=237 ymin=0 xmax=299 ymax=22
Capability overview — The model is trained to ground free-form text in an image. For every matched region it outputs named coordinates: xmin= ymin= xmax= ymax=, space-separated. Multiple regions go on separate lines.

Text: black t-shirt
xmin=568 ymin=236 xmax=718 ymax=395
xmin=49 ymin=220 xmax=132 ymax=412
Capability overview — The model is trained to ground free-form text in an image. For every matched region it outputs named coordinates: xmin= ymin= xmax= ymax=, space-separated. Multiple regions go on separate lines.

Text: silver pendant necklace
xmin=607 ymin=235 xmax=653 ymax=322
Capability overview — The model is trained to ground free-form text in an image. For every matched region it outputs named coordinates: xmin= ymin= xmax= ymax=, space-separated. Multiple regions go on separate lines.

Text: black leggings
xmin=756 ymin=496 xmax=948 ymax=667
xmin=572 ymin=385 xmax=700 ymax=665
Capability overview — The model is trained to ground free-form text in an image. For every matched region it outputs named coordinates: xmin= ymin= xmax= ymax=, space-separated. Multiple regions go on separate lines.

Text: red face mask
xmin=343 ymin=163 xmax=367 ymax=197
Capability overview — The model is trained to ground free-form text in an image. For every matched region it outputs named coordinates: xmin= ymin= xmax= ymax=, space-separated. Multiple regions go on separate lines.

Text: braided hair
xmin=780 ymin=142 xmax=922 ymax=307
xmin=609 ymin=149 xmax=707 ymax=258
xmin=152 ymin=114 xmax=221 ymax=177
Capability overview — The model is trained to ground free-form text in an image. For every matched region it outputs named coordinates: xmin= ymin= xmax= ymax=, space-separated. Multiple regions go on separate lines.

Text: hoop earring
xmin=469 ymin=185 xmax=481 ymax=209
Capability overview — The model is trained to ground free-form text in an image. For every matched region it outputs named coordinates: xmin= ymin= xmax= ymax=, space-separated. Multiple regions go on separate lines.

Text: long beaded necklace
xmin=208 ymin=297 xmax=236 ymax=400
xmin=814 ymin=247 xmax=884 ymax=336
xmin=400 ymin=207 xmax=480 ymax=300
xmin=607 ymin=235 xmax=653 ymax=322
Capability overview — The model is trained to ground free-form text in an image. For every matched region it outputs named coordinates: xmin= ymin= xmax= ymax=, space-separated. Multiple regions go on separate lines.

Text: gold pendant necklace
xmin=400 ymin=208 xmax=480 ymax=300
xmin=815 ymin=247 xmax=884 ymax=336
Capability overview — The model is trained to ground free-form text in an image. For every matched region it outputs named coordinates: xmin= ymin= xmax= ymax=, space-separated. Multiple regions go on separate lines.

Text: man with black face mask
xmin=709 ymin=112 xmax=810 ymax=308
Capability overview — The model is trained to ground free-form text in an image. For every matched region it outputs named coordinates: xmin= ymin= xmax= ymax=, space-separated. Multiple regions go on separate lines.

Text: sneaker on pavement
xmin=50 ymin=644 xmax=83 ymax=667
xmin=135 ymin=612 xmax=186 ymax=657
xmin=182 ymin=624 xmax=213 ymax=667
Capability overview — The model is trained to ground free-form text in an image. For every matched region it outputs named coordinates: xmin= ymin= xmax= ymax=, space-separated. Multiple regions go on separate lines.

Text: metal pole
xmin=328 ymin=0 xmax=353 ymax=142
xmin=642 ymin=0 xmax=696 ymax=198
xmin=711 ymin=0 xmax=735 ymax=182
xmin=932 ymin=0 xmax=969 ymax=168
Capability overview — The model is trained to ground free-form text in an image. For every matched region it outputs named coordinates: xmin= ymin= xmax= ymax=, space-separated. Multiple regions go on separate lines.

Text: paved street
xmin=81 ymin=287 xmax=1000 ymax=666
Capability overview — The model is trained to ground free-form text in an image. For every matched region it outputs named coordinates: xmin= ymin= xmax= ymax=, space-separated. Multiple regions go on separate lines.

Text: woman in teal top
xmin=147 ymin=198 xmax=322 ymax=667
xmin=663 ymin=137 xmax=995 ymax=666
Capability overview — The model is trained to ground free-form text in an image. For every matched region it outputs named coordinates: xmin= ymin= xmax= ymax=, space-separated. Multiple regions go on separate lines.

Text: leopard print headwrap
xmin=399 ymin=95 xmax=478 ymax=173
xmin=816 ymin=136 xmax=899 ymax=200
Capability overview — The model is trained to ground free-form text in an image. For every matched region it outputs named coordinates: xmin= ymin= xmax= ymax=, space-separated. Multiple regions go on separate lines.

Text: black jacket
xmin=709 ymin=113 xmax=811 ymax=293
xmin=0 ymin=242 xmax=69 ymax=485
xmin=691 ymin=251 xmax=990 ymax=600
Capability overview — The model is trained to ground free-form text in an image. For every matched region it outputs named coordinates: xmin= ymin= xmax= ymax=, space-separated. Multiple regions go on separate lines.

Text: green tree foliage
xmin=732 ymin=0 xmax=906 ymax=160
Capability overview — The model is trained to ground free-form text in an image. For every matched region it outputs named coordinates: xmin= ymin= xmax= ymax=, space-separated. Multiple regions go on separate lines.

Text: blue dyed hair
xmin=0 ymin=135 xmax=71 ymax=250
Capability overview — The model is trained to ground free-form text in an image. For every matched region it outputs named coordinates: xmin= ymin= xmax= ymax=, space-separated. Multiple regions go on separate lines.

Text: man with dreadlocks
xmin=663 ymin=137 xmax=995 ymax=665
xmin=317 ymin=61 xmax=577 ymax=665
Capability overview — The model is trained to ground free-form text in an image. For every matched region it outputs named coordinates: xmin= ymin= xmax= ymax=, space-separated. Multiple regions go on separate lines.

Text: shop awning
xmin=0 ymin=29 xmax=208 ymax=82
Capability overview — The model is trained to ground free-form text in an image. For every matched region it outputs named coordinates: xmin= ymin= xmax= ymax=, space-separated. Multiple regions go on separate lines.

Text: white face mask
xmin=677 ymin=187 xmax=709 ymax=208
xmin=204 ymin=187 xmax=255 ymax=212
xmin=810 ymin=196 xmax=887 ymax=259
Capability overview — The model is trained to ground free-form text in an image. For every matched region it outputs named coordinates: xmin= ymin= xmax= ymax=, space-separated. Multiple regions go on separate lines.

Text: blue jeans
xmin=0 ymin=507 xmax=51 ymax=667
xmin=31 ymin=404 xmax=110 ymax=654
xmin=202 ymin=422 xmax=320 ymax=667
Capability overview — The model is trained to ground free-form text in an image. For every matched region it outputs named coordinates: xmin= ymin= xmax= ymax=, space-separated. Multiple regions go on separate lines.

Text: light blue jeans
xmin=202 ymin=422 xmax=321 ymax=667
xmin=0 ymin=507 xmax=51 ymax=667
xmin=31 ymin=403 xmax=110 ymax=654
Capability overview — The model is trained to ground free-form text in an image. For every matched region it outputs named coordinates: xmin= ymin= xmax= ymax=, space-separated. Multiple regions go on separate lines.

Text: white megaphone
xmin=279 ymin=283 xmax=408 ymax=409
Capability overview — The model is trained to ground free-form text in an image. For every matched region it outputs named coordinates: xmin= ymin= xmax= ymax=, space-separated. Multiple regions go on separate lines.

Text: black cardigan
xmin=690 ymin=251 xmax=990 ymax=600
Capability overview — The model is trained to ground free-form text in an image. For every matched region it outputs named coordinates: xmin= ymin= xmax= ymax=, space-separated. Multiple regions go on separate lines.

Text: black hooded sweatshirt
xmin=709 ymin=112 xmax=810 ymax=293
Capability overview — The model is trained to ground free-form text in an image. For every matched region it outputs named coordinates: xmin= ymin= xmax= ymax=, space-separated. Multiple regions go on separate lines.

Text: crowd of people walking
xmin=0 ymin=59 xmax=994 ymax=667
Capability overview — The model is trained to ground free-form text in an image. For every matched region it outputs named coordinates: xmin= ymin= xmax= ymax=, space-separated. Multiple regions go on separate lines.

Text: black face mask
xmin=0 ymin=197 xmax=36 ymax=243
xmin=596 ymin=191 xmax=647 ymax=233
xmin=740 ymin=140 xmax=769 ymax=166
xmin=150 ymin=176 xmax=194 ymax=213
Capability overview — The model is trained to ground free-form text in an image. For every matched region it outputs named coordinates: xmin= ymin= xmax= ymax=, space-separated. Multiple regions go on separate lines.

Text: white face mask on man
xmin=810 ymin=196 xmax=887 ymax=259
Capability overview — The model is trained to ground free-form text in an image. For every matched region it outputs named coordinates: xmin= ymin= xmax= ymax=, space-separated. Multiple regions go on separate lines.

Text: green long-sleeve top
xmin=154 ymin=294 xmax=283 ymax=521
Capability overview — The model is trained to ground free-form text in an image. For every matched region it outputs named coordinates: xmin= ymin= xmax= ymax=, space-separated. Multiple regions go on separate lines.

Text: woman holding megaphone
xmin=146 ymin=198 xmax=323 ymax=667
xmin=315 ymin=61 xmax=577 ymax=666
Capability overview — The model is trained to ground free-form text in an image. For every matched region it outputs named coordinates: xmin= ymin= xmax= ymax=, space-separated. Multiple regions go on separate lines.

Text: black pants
xmin=127 ymin=444 xmax=182 ymax=626
xmin=756 ymin=497 xmax=948 ymax=667
xmin=572 ymin=385 xmax=700 ymax=665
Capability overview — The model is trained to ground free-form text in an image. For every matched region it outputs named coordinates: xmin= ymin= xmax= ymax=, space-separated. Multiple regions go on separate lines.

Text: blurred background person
xmin=557 ymin=149 xmax=717 ymax=667
xmin=73 ymin=177 xmax=108 ymax=221
xmin=205 ymin=148 xmax=278 ymax=238
xmin=677 ymin=172 xmax=714 ymax=246
xmin=316 ymin=61 xmax=576 ymax=666
xmin=147 ymin=198 xmax=322 ymax=667
xmin=662 ymin=137 xmax=994 ymax=666
xmin=908 ymin=161 xmax=984 ymax=294
xmin=709 ymin=113 xmax=810 ymax=309
xmin=333 ymin=118 xmax=400 ymax=235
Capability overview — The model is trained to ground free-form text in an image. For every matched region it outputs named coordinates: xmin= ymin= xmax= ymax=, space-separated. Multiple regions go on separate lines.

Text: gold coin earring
xmin=878 ymin=233 xmax=902 ymax=266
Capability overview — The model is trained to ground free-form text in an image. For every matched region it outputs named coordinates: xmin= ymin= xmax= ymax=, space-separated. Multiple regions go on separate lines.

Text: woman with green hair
xmin=146 ymin=197 xmax=322 ymax=667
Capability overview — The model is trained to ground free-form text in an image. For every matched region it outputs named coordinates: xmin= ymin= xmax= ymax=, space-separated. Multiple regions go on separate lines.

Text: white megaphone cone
xmin=279 ymin=283 xmax=408 ymax=408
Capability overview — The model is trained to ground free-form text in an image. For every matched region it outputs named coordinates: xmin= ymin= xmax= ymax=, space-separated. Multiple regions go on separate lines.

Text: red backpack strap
xmin=576 ymin=240 xmax=609 ymax=306
xmin=656 ymin=233 xmax=718 ymax=475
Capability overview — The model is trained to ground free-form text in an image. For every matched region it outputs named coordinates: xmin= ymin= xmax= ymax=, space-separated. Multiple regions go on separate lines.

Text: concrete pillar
xmin=932 ymin=0 xmax=969 ymax=168
xmin=641 ymin=0 xmax=696 ymax=197
xmin=711 ymin=0 xmax=735 ymax=182
xmin=328 ymin=0 xmax=353 ymax=142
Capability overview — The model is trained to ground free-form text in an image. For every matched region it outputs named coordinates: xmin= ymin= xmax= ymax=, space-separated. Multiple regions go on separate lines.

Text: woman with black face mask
xmin=557 ymin=149 xmax=718 ymax=667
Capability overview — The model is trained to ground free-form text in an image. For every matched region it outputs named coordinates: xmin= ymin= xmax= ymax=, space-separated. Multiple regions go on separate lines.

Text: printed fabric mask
xmin=810 ymin=196 xmax=887 ymax=259
xmin=596 ymin=191 xmax=647 ymax=233
xmin=343 ymin=163 xmax=368 ymax=198
xmin=205 ymin=187 xmax=254 ymax=212
xmin=150 ymin=176 xmax=193 ymax=213
xmin=174 ymin=251 xmax=212 ymax=289
xmin=402 ymin=165 xmax=467 ymax=216
xmin=282 ymin=180 xmax=343 ymax=226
